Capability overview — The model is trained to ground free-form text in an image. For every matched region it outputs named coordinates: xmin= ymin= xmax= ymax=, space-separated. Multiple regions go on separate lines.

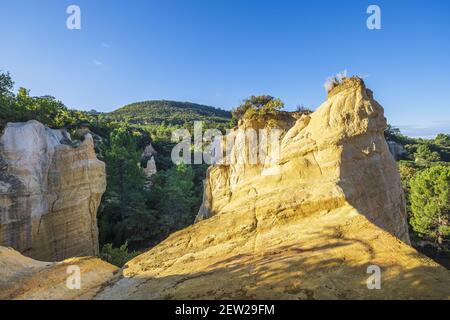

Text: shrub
xmin=295 ymin=105 xmax=313 ymax=115
xmin=414 ymin=144 xmax=441 ymax=165
xmin=100 ymin=242 xmax=139 ymax=267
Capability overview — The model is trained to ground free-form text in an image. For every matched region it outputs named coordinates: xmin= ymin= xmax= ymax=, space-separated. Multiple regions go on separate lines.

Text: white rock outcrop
xmin=0 ymin=120 xmax=106 ymax=261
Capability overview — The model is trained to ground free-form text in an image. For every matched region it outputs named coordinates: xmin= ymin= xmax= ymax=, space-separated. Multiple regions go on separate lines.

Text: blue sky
xmin=0 ymin=0 xmax=449 ymax=137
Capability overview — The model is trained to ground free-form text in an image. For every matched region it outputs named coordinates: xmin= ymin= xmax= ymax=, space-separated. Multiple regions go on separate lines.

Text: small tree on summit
xmin=231 ymin=95 xmax=284 ymax=124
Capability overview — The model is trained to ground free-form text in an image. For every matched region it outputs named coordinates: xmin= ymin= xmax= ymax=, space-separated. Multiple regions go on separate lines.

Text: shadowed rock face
xmin=0 ymin=120 xmax=106 ymax=261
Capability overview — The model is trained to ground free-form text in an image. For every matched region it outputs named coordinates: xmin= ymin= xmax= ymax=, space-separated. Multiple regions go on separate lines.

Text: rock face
xmin=197 ymin=77 xmax=409 ymax=243
xmin=95 ymin=78 xmax=449 ymax=299
xmin=387 ymin=140 xmax=405 ymax=161
xmin=0 ymin=120 xmax=106 ymax=261
xmin=143 ymin=157 xmax=157 ymax=177
xmin=0 ymin=246 xmax=118 ymax=300
xmin=141 ymin=143 xmax=157 ymax=178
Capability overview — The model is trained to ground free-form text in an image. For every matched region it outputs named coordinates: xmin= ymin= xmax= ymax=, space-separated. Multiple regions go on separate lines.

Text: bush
xmin=414 ymin=144 xmax=441 ymax=165
xmin=295 ymin=105 xmax=313 ymax=115
xmin=100 ymin=242 xmax=139 ymax=267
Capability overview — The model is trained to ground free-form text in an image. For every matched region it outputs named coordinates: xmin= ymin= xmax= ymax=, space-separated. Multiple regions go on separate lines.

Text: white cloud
xmin=94 ymin=60 xmax=103 ymax=66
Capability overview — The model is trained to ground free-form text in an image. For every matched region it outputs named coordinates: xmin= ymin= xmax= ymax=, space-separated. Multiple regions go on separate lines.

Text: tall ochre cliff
xmin=96 ymin=78 xmax=449 ymax=299
xmin=0 ymin=120 xmax=106 ymax=261
xmin=196 ymin=77 xmax=409 ymax=243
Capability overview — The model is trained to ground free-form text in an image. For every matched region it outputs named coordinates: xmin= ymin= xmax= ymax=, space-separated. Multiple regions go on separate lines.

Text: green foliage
xmin=148 ymin=163 xmax=199 ymax=240
xmin=414 ymin=144 xmax=441 ymax=165
xmin=389 ymin=127 xmax=450 ymax=256
xmin=100 ymin=242 xmax=139 ymax=267
xmin=435 ymin=134 xmax=450 ymax=147
xmin=384 ymin=125 xmax=415 ymax=146
xmin=385 ymin=124 xmax=450 ymax=163
xmin=231 ymin=95 xmax=284 ymax=124
xmin=410 ymin=165 xmax=450 ymax=246
xmin=0 ymin=71 xmax=14 ymax=97
xmin=398 ymin=161 xmax=419 ymax=213
xmin=0 ymin=71 xmax=98 ymax=129
xmin=99 ymin=127 xmax=156 ymax=249
xmin=104 ymin=100 xmax=231 ymax=126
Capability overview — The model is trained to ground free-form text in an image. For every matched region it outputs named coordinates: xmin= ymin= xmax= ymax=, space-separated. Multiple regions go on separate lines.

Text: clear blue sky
xmin=1 ymin=0 xmax=449 ymax=137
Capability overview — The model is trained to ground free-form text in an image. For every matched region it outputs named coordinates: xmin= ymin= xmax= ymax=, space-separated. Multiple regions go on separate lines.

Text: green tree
xmin=231 ymin=95 xmax=284 ymax=124
xmin=0 ymin=72 xmax=15 ymax=125
xmin=100 ymin=242 xmax=139 ymax=267
xmin=384 ymin=125 xmax=401 ymax=141
xmin=398 ymin=161 xmax=419 ymax=213
xmin=0 ymin=71 xmax=14 ymax=97
xmin=99 ymin=127 xmax=156 ymax=249
xmin=414 ymin=144 xmax=441 ymax=165
xmin=435 ymin=134 xmax=450 ymax=147
xmin=148 ymin=163 xmax=197 ymax=239
xmin=410 ymin=165 xmax=450 ymax=245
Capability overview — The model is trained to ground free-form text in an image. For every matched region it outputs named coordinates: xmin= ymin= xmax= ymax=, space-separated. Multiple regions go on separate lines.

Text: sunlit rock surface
xmin=0 ymin=246 xmax=117 ymax=299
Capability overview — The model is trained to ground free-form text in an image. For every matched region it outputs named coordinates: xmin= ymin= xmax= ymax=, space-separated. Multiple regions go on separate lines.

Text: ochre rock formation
xmin=196 ymin=77 xmax=409 ymax=244
xmin=0 ymin=246 xmax=117 ymax=299
xmin=0 ymin=120 xmax=106 ymax=261
xmin=95 ymin=78 xmax=449 ymax=299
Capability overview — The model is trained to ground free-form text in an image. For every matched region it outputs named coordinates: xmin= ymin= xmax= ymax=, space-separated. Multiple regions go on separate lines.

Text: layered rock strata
xmin=0 ymin=120 xmax=106 ymax=261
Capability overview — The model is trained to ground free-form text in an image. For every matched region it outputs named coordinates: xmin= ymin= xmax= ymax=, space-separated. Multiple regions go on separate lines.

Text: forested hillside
xmin=105 ymin=100 xmax=231 ymax=126
xmin=385 ymin=126 xmax=450 ymax=267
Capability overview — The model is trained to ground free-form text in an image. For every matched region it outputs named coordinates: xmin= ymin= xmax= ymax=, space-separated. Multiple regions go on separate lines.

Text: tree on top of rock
xmin=231 ymin=95 xmax=284 ymax=124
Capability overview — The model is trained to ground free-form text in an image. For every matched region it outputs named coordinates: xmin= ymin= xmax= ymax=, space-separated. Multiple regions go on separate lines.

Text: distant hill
xmin=105 ymin=100 xmax=231 ymax=126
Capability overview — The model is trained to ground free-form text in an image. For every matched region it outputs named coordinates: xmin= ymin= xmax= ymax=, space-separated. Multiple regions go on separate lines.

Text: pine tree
xmin=99 ymin=127 xmax=156 ymax=249
xmin=148 ymin=163 xmax=197 ymax=239
xmin=410 ymin=165 xmax=450 ymax=246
